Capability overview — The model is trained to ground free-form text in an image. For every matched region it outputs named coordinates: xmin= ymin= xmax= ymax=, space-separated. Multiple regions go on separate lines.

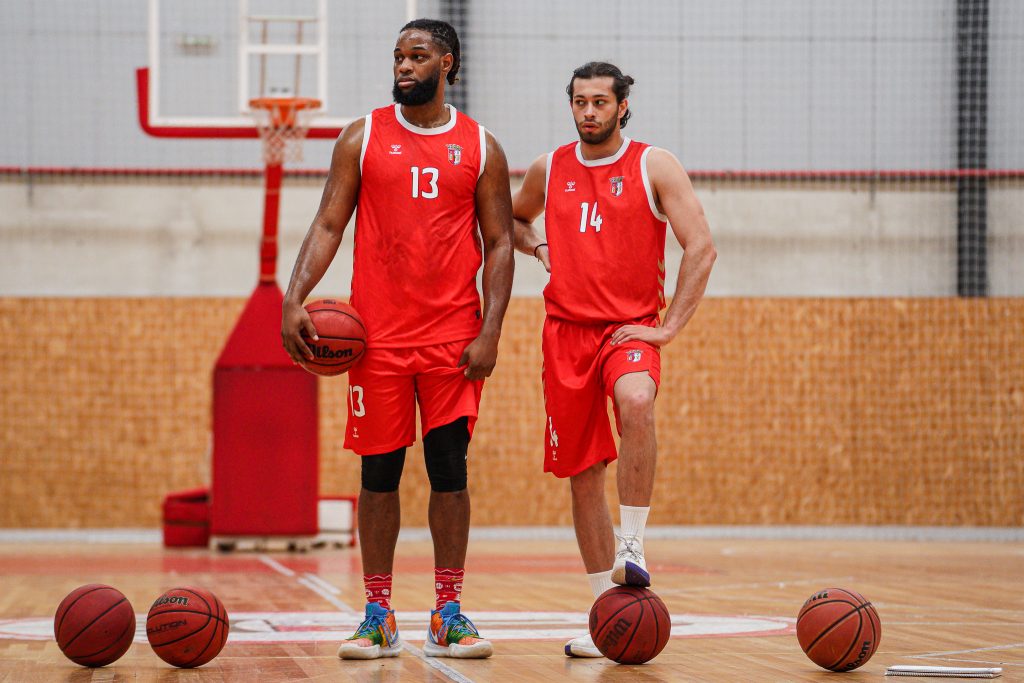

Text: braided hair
xmin=401 ymin=19 xmax=461 ymax=85
xmin=566 ymin=62 xmax=635 ymax=129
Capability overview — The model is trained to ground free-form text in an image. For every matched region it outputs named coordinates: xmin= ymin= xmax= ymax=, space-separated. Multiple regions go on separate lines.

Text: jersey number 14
xmin=579 ymin=201 xmax=603 ymax=233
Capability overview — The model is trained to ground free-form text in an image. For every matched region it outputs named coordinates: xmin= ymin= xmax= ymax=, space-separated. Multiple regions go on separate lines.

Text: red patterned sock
xmin=434 ymin=567 xmax=464 ymax=610
xmin=363 ymin=573 xmax=393 ymax=610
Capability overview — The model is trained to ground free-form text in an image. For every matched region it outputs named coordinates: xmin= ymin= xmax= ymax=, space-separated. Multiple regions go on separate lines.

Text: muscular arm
xmin=281 ymin=118 xmax=365 ymax=363
xmin=611 ymin=148 xmax=716 ymax=347
xmin=511 ymin=154 xmax=550 ymax=271
xmin=459 ymin=130 xmax=515 ymax=380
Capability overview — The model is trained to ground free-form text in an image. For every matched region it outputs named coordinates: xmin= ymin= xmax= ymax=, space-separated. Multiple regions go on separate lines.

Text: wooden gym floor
xmin=0 ymin=535 xmax=1022 ymax=681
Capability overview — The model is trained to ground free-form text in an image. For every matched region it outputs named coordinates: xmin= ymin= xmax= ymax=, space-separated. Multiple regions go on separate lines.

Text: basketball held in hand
xmin=300 ymin=299 xmax=367 ymax=376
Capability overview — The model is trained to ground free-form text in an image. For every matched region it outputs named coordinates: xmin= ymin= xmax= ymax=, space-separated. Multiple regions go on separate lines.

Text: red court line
xmin=0 ymin=551 xmax=714 ymax=577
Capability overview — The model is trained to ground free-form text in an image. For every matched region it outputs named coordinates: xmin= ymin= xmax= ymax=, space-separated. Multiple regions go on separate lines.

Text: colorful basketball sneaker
xmin=337 ymin=602 xmax=403 ymax=660
xmin=564 ymin=632 xmax=602 ymax=657
xmin=424 ymin=602 xmax=493 ymax=659
xmin=611 ymin=535 xmax=650 ymax=587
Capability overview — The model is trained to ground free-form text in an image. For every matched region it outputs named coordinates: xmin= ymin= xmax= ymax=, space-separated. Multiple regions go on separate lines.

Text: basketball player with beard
xmin=511 ymin=62 xmax=716 ymax=657
xmin=282 ymin=19 xmax=514 ymax=660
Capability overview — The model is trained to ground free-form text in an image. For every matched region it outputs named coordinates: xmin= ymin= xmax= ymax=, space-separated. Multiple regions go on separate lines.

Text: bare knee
xmin=616 ymin=384 xmax=656 ymax=429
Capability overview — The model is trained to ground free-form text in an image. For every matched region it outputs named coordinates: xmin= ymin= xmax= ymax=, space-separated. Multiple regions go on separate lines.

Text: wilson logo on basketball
xmin=602 ymin=617 xmax=632 ymax=648
xmin=146 ymin=619 xmax=187 ymax=634
xmin=844 ymin=640 xmax=873 ymax=670
xmin=310 ymin=345 xmax=353 ymax=359
xmin=152 ymin=596 xmax=189 ymax=608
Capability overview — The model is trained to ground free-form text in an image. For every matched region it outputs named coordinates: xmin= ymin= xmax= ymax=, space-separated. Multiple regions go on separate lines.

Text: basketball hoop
xmin=248 ymin=97 xmax=322 ymax=165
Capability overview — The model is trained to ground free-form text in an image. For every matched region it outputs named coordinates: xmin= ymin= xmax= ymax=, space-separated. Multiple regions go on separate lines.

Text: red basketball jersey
xmin=352 ymin=104 xmax=487 ymax=348
xmin=543 ymin=138 xmax=668 ymax=323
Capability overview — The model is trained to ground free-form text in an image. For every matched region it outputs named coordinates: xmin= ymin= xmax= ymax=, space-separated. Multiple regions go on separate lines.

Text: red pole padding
xmin=260 ymin=162 xmax=284 ymax=283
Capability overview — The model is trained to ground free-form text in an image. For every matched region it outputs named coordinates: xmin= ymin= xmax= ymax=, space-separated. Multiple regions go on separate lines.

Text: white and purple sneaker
xmin=611 ymin=536 xmax=650 ymax=587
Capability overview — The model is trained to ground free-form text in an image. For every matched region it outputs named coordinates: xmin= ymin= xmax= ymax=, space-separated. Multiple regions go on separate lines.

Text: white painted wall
xmin=2 ymin=177 xmax=1020 ymax=296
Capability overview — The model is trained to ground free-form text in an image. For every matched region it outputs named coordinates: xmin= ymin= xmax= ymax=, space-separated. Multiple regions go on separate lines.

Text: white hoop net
xmin=248 ymin=99 xmax=320 ymax=165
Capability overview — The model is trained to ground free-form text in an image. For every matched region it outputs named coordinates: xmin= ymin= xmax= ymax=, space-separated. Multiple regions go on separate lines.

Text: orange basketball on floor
xmin=797 ymin=587 xmax=881 ymax=671
xmin=300 ymin=299 xmax=366 ymax=376
xmin=146 ymin=587 xmax=229 ymax=668
xmin=589 ymin=586 xmax=671 ymax=664
xmin=54 ymin=584 xmax=136 ymax=667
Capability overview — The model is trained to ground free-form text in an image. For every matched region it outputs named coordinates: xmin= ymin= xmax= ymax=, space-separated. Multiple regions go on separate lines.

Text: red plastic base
xmin=162 ymin=488 xmax=210 ymax=547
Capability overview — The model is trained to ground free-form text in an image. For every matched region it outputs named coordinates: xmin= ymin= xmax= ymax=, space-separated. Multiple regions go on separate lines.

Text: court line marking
xmin=886 ymin=622 xmax=1024 ymax=627
xmin=905 ymin=657 xmax=1020 ymax=668
xmin=0 ymin=611 xmax=793 ymax=644
xmin=875 ymin=605 xmax=1024 ymax=616
xmin=295 ymin=577 xmax=358 ymax=616
xmin=301 ymin=572 xmax=341 ymax=595
xmin=910 ymin=642 xmax=1024 ymax=658
xmin=257 ymin=555 xmax=295 ymax=577
xmin=403 ymin=644 xmax=476 ymax=683
xmin=656 ymin=576 xmax=854 ymax=595
xmin=907 ymin=642 xmax=1024 ymax=668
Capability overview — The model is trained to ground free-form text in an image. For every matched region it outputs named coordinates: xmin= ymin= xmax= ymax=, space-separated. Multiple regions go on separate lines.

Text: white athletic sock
xmin=619 ymin=505 xmax=650 ymax=544
xmin=588 ymin=570 xmax=615 ymax=598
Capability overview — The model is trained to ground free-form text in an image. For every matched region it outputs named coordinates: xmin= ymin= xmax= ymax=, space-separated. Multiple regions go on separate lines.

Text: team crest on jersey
xmin=610 ymin=176 xmax=624 ymax=197
xmin=446 ymin=144 xmax=462 ymax=165
xmin=390 ymin=144 xmax=402 ymax=155
xmin=627 ymin=349 xmax=643 ymax=363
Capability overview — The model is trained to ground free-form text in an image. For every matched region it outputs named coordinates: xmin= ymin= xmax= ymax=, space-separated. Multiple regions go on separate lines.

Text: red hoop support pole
xmin=259 ymin=162 xmax=283 ymax=283
xmin=135 ymin=66 xmax=345 ymax=286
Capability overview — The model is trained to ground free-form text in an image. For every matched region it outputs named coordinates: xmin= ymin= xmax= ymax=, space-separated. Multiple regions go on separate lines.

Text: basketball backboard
xmin=142 ymin=0 xmax=362 ymax=136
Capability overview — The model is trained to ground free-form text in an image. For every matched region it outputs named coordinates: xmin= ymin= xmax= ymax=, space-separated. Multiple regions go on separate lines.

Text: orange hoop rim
xmin=248 ymin=97 xmax=322 ymax=128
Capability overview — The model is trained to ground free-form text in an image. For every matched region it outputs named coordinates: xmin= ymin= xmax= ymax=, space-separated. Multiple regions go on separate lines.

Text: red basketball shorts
xmin=541 ymin=315 xmax=661 ymax=478
xmin=343 ymin=339 xmax=483 ymax=456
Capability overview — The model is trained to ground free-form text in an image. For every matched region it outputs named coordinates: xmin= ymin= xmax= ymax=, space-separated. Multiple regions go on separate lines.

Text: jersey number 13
xmin=411 ymin=166 xmax=439 ymax=199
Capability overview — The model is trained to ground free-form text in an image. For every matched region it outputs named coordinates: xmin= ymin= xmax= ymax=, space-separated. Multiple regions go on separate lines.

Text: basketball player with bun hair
xmin=282 ymin=19 xmax=514 ymax=660
xmin=512 ymin=61 xmax=716 ymax=657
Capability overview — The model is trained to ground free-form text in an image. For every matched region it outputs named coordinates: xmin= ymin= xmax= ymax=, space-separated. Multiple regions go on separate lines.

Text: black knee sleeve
xmin=360 ymin=447 xmax=406 ymax=493
xmin=423 ymin=417 xmax=470 ymax=492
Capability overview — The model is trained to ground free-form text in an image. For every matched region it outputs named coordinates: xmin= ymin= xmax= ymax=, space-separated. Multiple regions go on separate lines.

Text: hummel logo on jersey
xmin=565 ymin=181 xmax=576 ymax=192
xmin=548 ymin=416 xmax=559 ymax=452
xmin=610 ymin=176 xmax=624 ymax=197
xmin=446 ymin=143 xmax=462 ymax=165
xmin=389 ymin=144 xmax=402 ymax=155
xmin=627 ymin=350 xmax=643 ymax=363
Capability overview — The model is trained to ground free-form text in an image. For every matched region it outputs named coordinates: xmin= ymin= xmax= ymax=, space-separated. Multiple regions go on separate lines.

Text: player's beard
xmin=393 ymin=68 xmax=441 ymax=106
xmin=576 ymin=116 xmax=617 ymax=145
